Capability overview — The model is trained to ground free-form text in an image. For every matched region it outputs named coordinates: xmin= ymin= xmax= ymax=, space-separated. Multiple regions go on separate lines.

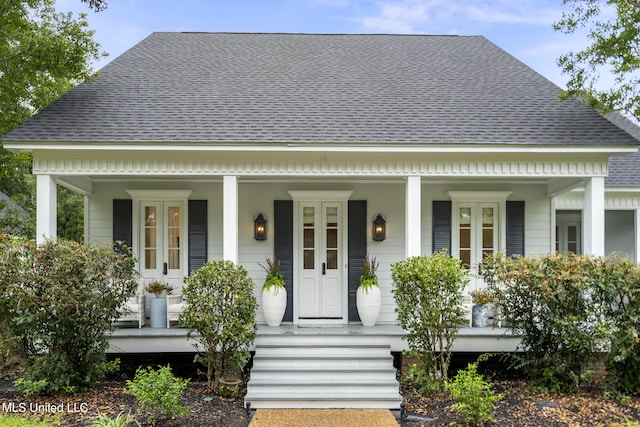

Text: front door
xmin=139 ymin=201 xmax=185 ymax=289
xmin=298 ymin=202 xmax=343 ymax=319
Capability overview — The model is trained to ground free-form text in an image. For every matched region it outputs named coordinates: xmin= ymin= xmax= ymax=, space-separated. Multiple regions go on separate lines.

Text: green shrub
xmin=446 ymin=362 xmax=501 ymax=427
xmin=89 ymin=411 xmax=135 ymax=427
xmin=180 ymin=260 xmax=258 ymax=390
xmin=479 ymin=253 xmax=640 ymax=394
xmin=125 ymin=364 xmax=189 ymax=424
xmin=392 ymin=250 xmax=468 ymax=390
xmin=0 ymin=237 xmax=138 ymax=395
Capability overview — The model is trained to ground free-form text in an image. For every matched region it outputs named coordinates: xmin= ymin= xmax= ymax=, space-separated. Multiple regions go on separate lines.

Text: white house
xmin=4 ymin=32 xmax=640 ymax=409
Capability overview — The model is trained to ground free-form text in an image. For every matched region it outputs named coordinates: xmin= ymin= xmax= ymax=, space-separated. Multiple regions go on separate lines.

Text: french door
xmin=139 ymin=201 xmax=185 ymax=287
xmin=454 ymin=202 xmax=499 ymax=269
xmin=298 ymin=202 xmax=343 ymax=319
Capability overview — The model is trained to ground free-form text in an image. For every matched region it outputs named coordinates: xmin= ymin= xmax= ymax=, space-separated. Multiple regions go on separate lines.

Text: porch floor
xmin=108 ymin=322 xmax=520 ymax=354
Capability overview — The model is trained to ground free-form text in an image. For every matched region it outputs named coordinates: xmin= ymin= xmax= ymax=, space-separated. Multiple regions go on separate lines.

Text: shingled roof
xmin=605 ymin=113 xmax=640 ymax=187
xmin=3 ymin=32 xmax=638 ymax=146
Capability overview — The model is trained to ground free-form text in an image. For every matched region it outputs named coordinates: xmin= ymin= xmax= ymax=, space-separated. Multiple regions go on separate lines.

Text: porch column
xmin=223 ymin=175 xmax=238 ymax=263
xmin=405 ymin=176 xmax=421 ymax=257
xmin=36 ymin=174 xmax=57 ymax=244
xmin=583 ymin=177 xmax=605 ymax=256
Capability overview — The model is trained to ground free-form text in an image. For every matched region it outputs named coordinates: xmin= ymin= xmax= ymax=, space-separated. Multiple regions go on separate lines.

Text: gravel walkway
xmin=248 ymin=409 xmax=399 ymax=427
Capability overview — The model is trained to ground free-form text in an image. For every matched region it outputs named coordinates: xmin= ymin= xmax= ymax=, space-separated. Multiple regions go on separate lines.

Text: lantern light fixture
xmin=254 ymin=213 xmax=267 ymax=241
xmin=373 ymin=214 xmax=386 ymax=241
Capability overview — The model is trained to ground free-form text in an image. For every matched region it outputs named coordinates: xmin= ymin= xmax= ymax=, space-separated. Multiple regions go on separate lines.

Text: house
xmin=3 ymin=32 xmax=640 ymax=409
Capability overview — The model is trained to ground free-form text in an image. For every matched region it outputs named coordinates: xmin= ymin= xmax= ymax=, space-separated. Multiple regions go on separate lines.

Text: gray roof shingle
xmin=605 ymin=113 xmax=640 ymax=187
xmin=3 ymin=32 xmax=638 ymax=146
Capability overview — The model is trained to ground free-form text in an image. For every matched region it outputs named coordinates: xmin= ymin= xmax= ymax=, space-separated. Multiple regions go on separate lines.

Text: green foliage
xmin=446 ymin=362 xmax=501 ymax=427
xmin=144 ymin=279 xmax=173 ymax=297
xmin=125 ymin=364 xmax=189 ymax=425
xmin=0 ymin=0 xmax=106 ymax=240
xmin=13 ymin=378 xmax=49 ymax=397
xmin=0 ymin=0 xmax=106 ymax=137
xmin=392 ymin=250 xmax=469 ymax=389
xmin=479 ymin=253 xmax=640 ymax=394
xmin=0 ymin=415 xmax=54 ymax=427
xmin=180 ymin=260 xmax=258 ymax=390
xmin=56 ymin=186 xmax=84 ymax=242
xmin=259 ymin=257 xmax=285 ymax=292
xmin=89 ymin=411 xmax=134 ymax=427
xmin=554 ymin=0 xmax=640 ymax=119
xmin=470 ymin=288 xmax=494 ymax=306
xmin=0 ymin=237 xmax=138 ymax=394
xmin=359 ymin=255 xmax=379 ymax=292
xmin=405 ymin=361 xmax=441 ymax=395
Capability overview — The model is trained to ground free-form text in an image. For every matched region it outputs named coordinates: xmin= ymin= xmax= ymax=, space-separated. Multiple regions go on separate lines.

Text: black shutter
xmin=113 ymin=199 xmax=132 ymax=252
xmin=274 ymin=200 xmax=294 ymax=322
xmin=506 ymin=201 xmax=525 ymax=256
xmin=188 ymin=200 xmax=208 ymax=274
xmin=432 ymin=201 xmax=452 ymax=254
xmin=348 ymin=200 xmax=367 ymax=321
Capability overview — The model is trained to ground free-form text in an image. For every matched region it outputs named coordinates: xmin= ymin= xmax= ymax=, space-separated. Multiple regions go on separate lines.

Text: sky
xmin=55 ymin=0 xmax=594 ymax=89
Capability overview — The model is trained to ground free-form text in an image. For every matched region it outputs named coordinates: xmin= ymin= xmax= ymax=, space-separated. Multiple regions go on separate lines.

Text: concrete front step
xmin=245 ymin=339 xmax=403 ymax=410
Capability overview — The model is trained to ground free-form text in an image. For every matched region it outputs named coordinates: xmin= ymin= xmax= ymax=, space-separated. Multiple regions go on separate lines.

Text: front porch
xmin=107 ymin=323 xmax=521 ymax=354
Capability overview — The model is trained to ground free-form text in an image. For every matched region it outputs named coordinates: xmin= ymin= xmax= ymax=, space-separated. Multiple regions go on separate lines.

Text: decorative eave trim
xmin=555 ymin=192 xmax=640 ymax=209
xmin=32 ymin=158 xmax=609 ymax=178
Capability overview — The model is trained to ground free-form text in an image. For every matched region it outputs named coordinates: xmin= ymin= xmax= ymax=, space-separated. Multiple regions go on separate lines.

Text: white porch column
xmin=583 ymin=177 xmax=605 ymax=256
xmin=223 ymin=175 xmax=238 ymax=263
xmin=36 ymin=174 xmax=57 ymax=244
xmin=405 ymin=176 xmax=421 ymax=257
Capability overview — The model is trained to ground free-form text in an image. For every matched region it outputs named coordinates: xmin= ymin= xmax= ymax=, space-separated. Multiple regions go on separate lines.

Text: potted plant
xmin=470 ymin=288 xmax=493 ymax=328
xmin=357 ymin=255 xmax=381 ymax=327
xmin=145 ymin=280 xmax=173 ymax=328
xmin=259 ymin=257 xmax=286 ymax=327
xmin=145 ymin=280 xmax=173 ymax=298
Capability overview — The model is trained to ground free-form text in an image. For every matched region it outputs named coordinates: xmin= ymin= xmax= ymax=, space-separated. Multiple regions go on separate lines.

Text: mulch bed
xmin=1 ymin=370 xmax=639 ymax=426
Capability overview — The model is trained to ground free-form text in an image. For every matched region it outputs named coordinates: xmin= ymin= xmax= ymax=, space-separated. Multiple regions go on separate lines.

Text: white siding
xmin=605 ymin=210 xmax=635 ymax=260
xmin=87 ymin=180 xmax=555 ymax=325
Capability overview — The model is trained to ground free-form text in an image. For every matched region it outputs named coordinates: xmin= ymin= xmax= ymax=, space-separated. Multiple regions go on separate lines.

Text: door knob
xmin=163 ymin=262 xmax=168 ymax=275
xmin=322 ymin=262 xmax=326 ymax=275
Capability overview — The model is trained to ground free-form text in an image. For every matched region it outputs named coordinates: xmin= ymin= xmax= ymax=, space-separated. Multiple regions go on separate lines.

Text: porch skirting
xmin=108 ymin=323 xmax=521 ymax=354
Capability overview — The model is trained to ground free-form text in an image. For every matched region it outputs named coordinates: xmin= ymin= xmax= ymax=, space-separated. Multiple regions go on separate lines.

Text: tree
xmin=0 ymin=0 xmax=106 ymax=238
xmin=555 ymin=0 xmax=640 ymax=119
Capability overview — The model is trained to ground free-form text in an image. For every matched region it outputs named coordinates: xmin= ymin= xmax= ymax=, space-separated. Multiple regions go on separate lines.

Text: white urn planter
xmin=261 ymin=287 xmax=287 ymax=327
xmin=356 ymin=285 xmax=381 ymax=327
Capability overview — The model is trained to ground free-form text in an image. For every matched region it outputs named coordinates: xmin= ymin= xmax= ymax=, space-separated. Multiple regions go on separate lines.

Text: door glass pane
xmin=167 ymin=206 xmax=180 ymax=269
xmin=144 ymin=206 xmax=157 ymax=269
xmin=482 ymin=207 xmax=494 ymax=259
xmin=326 ymin=206 xmax=338 ymax=269
xmin=327 ymin=250 xmax=338 ymax=269
xmin=459 ymin=207 xmax=471 ymax=267
xmin=303 ymin=207 xmax=315 ymax=269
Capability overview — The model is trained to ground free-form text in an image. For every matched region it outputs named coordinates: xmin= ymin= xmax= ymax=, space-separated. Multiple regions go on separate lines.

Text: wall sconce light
xmin=254 ymin=213 xmax=267 ymax=241
xmin=373 ymin=214 xmax=386 ymax=241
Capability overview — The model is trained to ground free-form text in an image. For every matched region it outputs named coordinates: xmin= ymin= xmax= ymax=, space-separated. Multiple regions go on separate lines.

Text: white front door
xmin=298 ymin=202 xmax=343 ymax=319
xmin=139 ymin=201 xmax=185 ymax=289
